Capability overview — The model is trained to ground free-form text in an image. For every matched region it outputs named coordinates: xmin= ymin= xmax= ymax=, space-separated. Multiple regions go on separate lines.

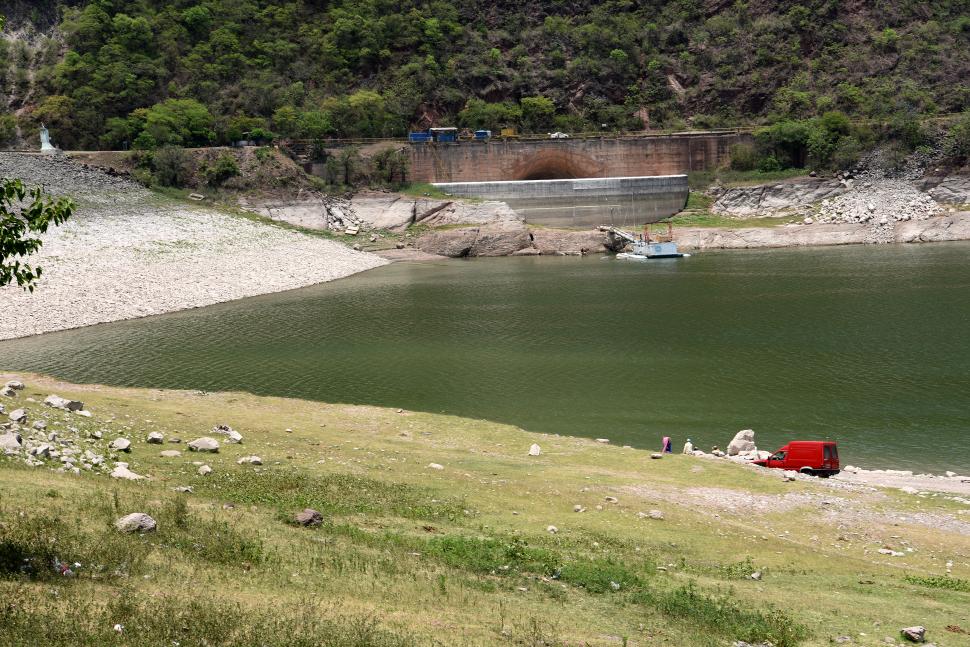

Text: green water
xmin=2 ymin=243 xmax=969 ymax=472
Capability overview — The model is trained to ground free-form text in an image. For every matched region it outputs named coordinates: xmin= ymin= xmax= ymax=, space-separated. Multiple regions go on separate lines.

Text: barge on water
xmin=599 ymin=225 xmax=690 ymax=260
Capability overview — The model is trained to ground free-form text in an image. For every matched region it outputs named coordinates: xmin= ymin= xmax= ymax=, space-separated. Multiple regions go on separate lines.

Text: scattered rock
xmin=546 ymin=525 xmax=558 ymax=534
xmin=159 ymin=450 xmax=181 ymax=458
xmin=44 ymin=395 xmax=83 ymax=411
xmin=639 ymin=510 xmax=664 ymax=520
xmin=174 ymin=486 xmax=193 ymax=493
xmin=4 ymin=380 xmax=25 ymax=391
xmin=573 ymin=504 xmax=585 ymax=513
xmin=75 ymin=410 xmax=92 ymax=418
xmin=187 ymin=437 xmax=220 ymax=453
xmin=212 ymin=424 xmax=243 ymax=443
xmin=32 ymin=420 xmax=47 ymax=431
xmin=900 ymin=626 xmax=926 ymax=643
xmin=110 ymin=463 xmax=145 ymax=480
xmin=0 ymin=431 xmax=23 ymax=452
xmin=0 ymin=387 xmax=15 ymax=397
xmin=727 ymin=429 xmax=757 ymax=456
xmin=750 ymin=571 xmax=762 ymax=581
xmin=237 ymin=455 xmax=263 ymax=465
xmin=595 ymin=438 xmax=610 ymax=444
xmin=109 ymin=438 xmax=131 ymax=452
xmin=834 ymin=637 xmax=853 ymax=644
xmin=782 ymin=471 xmax=798 ymax=482
xmin=604 ymin=496 xmax=619 ymax=504
xmin=528 ymin=443 xmax=541 ymax=456
xmin=294 ymin=508 xmax=323 ymax=527
xmin=197 ymin=464 xmax=213 ymax=476
xmin=8 ymin=408 xmax=27 ymax=423
xmin=146 ymin=432 xmax=164 ymax=444
xmin=427 ymin=463 xmax=444 ymax=470
xmin=115 ymin=513 xmax=156 ymax=533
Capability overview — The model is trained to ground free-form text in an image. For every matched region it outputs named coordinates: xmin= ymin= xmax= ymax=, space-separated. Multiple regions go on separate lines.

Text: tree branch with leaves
xmin=1 ymin=179 xmax=75 ymax=291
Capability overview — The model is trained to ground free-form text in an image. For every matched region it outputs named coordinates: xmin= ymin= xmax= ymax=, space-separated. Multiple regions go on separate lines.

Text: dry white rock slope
xmin=0 ymin=153 xmax=386 ymax=340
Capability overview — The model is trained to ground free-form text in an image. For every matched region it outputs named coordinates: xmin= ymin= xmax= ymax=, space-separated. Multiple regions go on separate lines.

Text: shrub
xmin=946 ymin=111 xmax=970 ymax=162
xmin=151 ymin=146 xmax=193 ymax=187
xmin=201 ymin=153 xmax=239 ymax=186
xmin=729 ymin=143 xmax=760 ymax=171
xmin=0 ymin=113 xmax=16 ymax=146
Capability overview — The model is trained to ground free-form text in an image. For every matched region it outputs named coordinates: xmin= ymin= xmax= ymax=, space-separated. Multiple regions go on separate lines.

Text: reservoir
xmin=2 ymin=242 xmax=968 ymax=472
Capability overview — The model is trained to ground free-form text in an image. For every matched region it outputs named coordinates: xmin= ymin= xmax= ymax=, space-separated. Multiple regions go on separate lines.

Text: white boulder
xmin=44 ymin=394 xmax=83 ymax=411
xmin=528 ymin=443 xmax=541 ymax=456
xmin=110 ymin=463 xmax=145 ymax=480
xmin=115 ymin=513 xmax=156 ymax=533
xmin=188 ymin=437 xmax=220 ymax=453
xmin=727 ymin=429 xmax=756 ymax=456
xmin=146 ymin=432 xmax=164 ymax=444
xmin=8 ymin=408 xmax=27 ymax=423
xmin=109 ymin=438 xmax=131 ymax=452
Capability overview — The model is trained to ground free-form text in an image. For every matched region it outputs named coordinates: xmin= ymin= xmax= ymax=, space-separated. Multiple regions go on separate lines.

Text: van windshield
xmin=770 ymin=451 xmax=787 ymax=461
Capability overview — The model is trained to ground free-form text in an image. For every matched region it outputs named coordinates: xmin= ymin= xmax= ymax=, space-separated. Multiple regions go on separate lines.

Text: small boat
xmin=617 ymin=240 xmax=690 ymax=260
xmin=599 ymin=225 xmax=690 ymax=260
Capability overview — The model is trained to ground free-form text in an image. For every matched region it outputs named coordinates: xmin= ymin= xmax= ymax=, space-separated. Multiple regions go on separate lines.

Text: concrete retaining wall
xmin=433 ymin=175 xmax=689 ymax=227
xmin=410 ymin=132 xmax=748 ymax=183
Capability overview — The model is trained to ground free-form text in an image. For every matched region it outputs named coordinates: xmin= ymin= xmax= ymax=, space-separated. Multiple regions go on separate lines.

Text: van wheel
xmin=799 ymin=468 xmax=816 ymax=477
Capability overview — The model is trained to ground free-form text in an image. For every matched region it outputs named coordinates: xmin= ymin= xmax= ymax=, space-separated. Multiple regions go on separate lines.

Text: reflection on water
xmin=3 ymin=242 xmax=969 ymax=472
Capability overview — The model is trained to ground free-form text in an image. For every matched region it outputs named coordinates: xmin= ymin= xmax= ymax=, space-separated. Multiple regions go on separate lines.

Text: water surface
xmin=3 ymin=243 xmax=969 ymax=472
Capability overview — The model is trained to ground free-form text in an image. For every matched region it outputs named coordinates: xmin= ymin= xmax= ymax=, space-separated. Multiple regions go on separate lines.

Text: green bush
xmin=0 ymin=114 xmax=16 ymax=146
xmin=946 ymin=111 xmax=970 ymax=162
xmin=729 ymin=143 xmax=760 ymax=171
xmin=150 ymin=146 xmax=193 ymax=187
xmin=201 ymin=153 xmax=239 ymax=186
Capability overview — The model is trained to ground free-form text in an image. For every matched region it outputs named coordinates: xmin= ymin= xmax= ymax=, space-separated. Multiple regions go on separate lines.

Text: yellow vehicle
xmin=499 ymin=127 xmax=518 ymax=139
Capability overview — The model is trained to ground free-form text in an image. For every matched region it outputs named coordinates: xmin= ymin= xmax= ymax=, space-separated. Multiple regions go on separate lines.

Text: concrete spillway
xmin=432 ymin=175 xmax=689 ymax=227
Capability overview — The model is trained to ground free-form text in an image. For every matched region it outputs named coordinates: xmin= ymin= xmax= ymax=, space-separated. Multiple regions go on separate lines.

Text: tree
xmin=520 ymin=96 xmax=556 ymax=133
xmin=1 ymin=179 xmax=75 ymax=291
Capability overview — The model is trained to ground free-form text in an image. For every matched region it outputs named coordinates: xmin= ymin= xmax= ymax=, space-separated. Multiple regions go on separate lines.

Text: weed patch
xmin=194 ymin=469 xmax=465 ymax=522
xmin=905 ymin=574 xmax=970 ymax=593
xmin=0 ymin=507 xmax=147 ymax=581
xmin=0 ymin=586 xmax=415 ymax=647
xmin=632 ymin=582 xmax=808 ymax=647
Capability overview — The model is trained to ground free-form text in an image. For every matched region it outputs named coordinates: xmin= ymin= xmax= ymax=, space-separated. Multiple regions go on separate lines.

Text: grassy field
xmin=1 ymin=373 xmax=967 ymax=646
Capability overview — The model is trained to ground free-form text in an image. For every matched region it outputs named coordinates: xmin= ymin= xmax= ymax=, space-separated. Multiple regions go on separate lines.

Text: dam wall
xmin=409 ymin=132 xmax=748 ymax=183
xmin=432 ymin=175 xmax=689 ymax=227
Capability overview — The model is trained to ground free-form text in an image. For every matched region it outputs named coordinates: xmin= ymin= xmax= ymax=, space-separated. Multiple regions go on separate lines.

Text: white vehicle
xmin=549 ymin=131 xmax=570 ymax=139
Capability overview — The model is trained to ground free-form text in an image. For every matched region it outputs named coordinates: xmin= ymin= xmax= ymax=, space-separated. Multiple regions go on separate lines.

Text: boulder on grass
xmin=294 ymin=508 xmax=323 ymax=527
xmin=115 ymin=513 xmax=156 ymax=533
xmin=109 ymin=438 xmax=131 ymax=452
xmin=187 ymin=437 xmax=220 ymax=453
xmin=146 ymin=432 xmax=164 ymax=444
xmin=44 ymin=395 xmax=83 ymax=411
xmin=212 ymin=424 xmax=243 ymax=443
xmin=8 ymin=408 xmax=27 ymax=424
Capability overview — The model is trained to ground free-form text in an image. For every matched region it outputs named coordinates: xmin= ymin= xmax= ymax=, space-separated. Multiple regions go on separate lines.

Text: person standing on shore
xmin=683 ymin=438 xmax=693 ymax=454
xmin=662 ymin=436 xmax=673 ymax=453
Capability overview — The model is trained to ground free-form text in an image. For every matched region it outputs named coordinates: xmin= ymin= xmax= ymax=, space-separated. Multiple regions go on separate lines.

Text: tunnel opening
xmin=513 ymin=151 xmax=596 ymax=181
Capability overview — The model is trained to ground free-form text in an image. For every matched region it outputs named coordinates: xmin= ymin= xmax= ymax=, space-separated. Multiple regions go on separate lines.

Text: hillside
xmin=1 ymin=0 xmax=969 ymax=149
xmin=1 ymin=372 xmax=969 ymax=646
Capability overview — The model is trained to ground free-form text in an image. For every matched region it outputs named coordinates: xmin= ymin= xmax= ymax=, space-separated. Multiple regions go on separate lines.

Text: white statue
xmin=40 ymin=123 xmax=56 ymax=152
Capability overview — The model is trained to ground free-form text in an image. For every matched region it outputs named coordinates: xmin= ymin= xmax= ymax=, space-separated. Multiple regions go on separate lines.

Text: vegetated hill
xmin=1 ymin=0 xmax=969 ymax=150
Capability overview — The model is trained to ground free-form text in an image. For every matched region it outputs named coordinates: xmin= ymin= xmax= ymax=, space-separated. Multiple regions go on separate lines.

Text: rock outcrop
xmin=923 ymin=175 xmax=970 ymax=206
xmin=711 ymin=180 xmax=848 ymax=216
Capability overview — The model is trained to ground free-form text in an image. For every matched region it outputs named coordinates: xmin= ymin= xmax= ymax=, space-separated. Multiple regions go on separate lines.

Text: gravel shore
xmin=0 ymin=153 xmax=386 ymax=340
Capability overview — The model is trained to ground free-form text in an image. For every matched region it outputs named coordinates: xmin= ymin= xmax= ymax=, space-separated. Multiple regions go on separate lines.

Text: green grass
xmin=0 ymin=373 xmax=968 ymax=646
xmin=399 ymin=182 xmax=454 ymax=199
xmin=904 ymin=575 xmax=970 ymax=593
xmin=666 ymin=210 xmax=801 ymax=228
xmin=689 ymin=168 xmax=810 ymax=190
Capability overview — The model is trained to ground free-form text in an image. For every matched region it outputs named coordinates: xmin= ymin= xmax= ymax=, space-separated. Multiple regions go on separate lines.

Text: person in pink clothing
xmin=662 ymin=436 xmax=673 ymax=453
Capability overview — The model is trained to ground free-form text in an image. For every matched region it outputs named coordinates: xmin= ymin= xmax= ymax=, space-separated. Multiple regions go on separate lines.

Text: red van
xmin=753 ymin=441 xmax=840 ymax=477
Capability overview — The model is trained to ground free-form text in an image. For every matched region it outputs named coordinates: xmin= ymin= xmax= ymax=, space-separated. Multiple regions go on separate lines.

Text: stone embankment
xmin=0 ymin=153 xmax=386 ymax=340
xmin=245 ymin=191 xmax=627 ymax=257
xmin=693 ymin=171 xmax=970 ymax=250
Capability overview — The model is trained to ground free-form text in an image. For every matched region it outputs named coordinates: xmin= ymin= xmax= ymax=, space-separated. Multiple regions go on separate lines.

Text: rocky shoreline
xmin=0 ymin=153 xmax=386 ymax=341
